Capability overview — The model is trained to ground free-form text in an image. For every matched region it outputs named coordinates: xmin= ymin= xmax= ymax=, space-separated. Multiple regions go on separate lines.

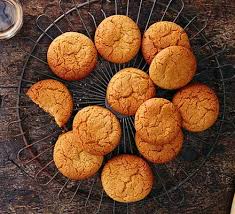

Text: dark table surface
xmin=0 ymin=0 xmax=234 ymax=213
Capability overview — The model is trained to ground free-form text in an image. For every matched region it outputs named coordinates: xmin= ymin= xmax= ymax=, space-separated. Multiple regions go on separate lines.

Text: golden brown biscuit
xmin=136 ymin=130 xmax=183 ymax=163
xmin=135 ymin=98 xmax=182 ymax=145
xmin=172 ymin=83 xmax=219 ymax=132
xmin=47 ymin=32 xmax=97 ymax=80
xmin=142 ymin=21 xmax=191 ymax=64
xmin=53 ymin=131 xmax=103 ymax=180
xmin=72 ymin=106 xmax=121 ymax=156
xmin=26 ymin=79 xmax=73 ymax=127
xmin=101 ymin=154 xmax=153 ymax=203
xmin=95 ymin=15 xmax=141 ymax=63
xmin=149 ymin=46 xmax=197 ymax=90
xmin=106 ymin=68 xmax=156 ymax=116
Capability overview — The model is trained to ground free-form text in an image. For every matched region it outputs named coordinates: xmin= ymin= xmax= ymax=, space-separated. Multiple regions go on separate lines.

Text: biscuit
xmin=142 ymin=21 xmax=191 ymax=64
xmin=101 ymin=154 xmax=153 ymax=203
xmin=149 ymin=46 xmax=197 ymax=90
xmin=106 ymin=68 xmax=156 ymax=116
xmin=53 ymin=131 xmax=103 ymax=180
xmin=95 ymin=15 xmax=141 ymax=63
xmin=135 ymin=98 xmax=181 ymax=145
xmin=172 ymin=83 xmax=219 ymax=132
xmin=72 ymin=106 xmax=121 ymax=156
xmin=47 ymin=32 xmax=97 ymax=80
xmin=136 ymin=130 xmax=183 ymax=163
xmin=26 ymin=79 xmax=73 ymax=127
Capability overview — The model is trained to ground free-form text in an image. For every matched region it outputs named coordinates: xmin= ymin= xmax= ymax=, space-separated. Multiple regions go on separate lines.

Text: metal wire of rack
xmin=1 ymin=0 xmax=235 ymax=213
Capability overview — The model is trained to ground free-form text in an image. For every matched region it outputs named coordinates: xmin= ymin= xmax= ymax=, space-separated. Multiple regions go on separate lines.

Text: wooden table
xmin=0 ymin=0 xmax=234 ymax=213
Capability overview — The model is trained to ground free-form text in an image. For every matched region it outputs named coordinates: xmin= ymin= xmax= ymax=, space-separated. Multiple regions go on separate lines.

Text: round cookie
xmin=135 ymin=98 xmax=182 ymax=145
xmin=53 ymin=131 xmax=103 ymax=180
xmin=142 ymin=21 xmax=191 ymax=64
xmin=47 ymin=32 xmax=97 ymax=80
xmin=72 ymin=106 xmax=121 ymax=156
xmin=106 ymin=68 xmax=156 ymax=116
xmin=172 ymin=83 xmax=219 ymax=132
xmin=101 ymin=154 xmax=153 ymax=203
xmin=136 ymin=130 xmax=183 ymax=164
xmin=95 ymin=15 xmax=141 ymax=63
xmin=26 ymin=79 xmax=73 ymax=127
xmin=149 ymin=46 xmax=197 ymax=90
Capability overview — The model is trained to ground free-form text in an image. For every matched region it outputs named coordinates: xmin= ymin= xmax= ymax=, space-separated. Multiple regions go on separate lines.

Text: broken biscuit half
xmin=26 ymin=79 xmax=73 ymax=127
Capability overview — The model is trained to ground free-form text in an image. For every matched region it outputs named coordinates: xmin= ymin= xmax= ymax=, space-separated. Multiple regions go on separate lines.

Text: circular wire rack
xmin=3 ymin=0 xmax=233 ymax=213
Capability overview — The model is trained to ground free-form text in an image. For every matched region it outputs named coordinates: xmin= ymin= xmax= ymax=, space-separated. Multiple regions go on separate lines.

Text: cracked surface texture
xmin=47 ymin=32 xmax=97 ymax=80
xmin=172 ymin=83 xmax=220 ymax=132
xmin=149 ymin=46 xmax=197 ymax=90
xmin=136 ymin=130 xmax=183 ymax=163
xmin=101 ymin=154 xmax=153 ymax=203
xmin=26 ymin=79 xmax=73 ymax=127
xmin=72 ymin=106 xmax=121 ymax=156
xmin=106 ymin=68 xmax=156 ymax=116
xmin=53 ymin=131 xmax=103 ymax=180
xmin=142 ymin=21 xmax=191 ymax=64
xmin=135 ymin=98 xmax=182 ymax=145
xmin=95 ymin=15 xmax=141 ymax=63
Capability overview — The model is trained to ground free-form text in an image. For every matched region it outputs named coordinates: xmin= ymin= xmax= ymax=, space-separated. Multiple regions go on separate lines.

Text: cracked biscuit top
xmin=106 ymin=68 xmax=156 ymax=116
xmin=95 ymin=15 xmax=141 ymax=63
xmin=47 ymin=32 xmax=97 ymax=80
xmin=53 ymin=131 xmax=103 ymax=180
xmin=72 ymin=106 xmax=121 ymax=156
xmin=172 ymin=83 xmax=219 ymax=132
xmin=101 ymin=154 xmax=153 ymax=203
xmin=135 ymin=98 xmax=182 ymax=145
xmin=136 ymin=130 xmax=183 ymax=163
xmin=26 ymin=79 xmax=73 ymax=127
xmin=149 ymin=46 xmax=197 ymax=90
xmin=142 ymin=21 xmax=191 ymax=64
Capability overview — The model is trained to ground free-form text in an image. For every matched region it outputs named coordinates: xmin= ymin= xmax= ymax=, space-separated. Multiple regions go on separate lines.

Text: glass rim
xmin=0 ymin=0 xmax=23 ymax=40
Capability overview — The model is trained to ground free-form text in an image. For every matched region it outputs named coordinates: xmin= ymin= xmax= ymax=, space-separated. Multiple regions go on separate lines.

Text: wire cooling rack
xmin=1 ymin=0 xmax=235 ymax=213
